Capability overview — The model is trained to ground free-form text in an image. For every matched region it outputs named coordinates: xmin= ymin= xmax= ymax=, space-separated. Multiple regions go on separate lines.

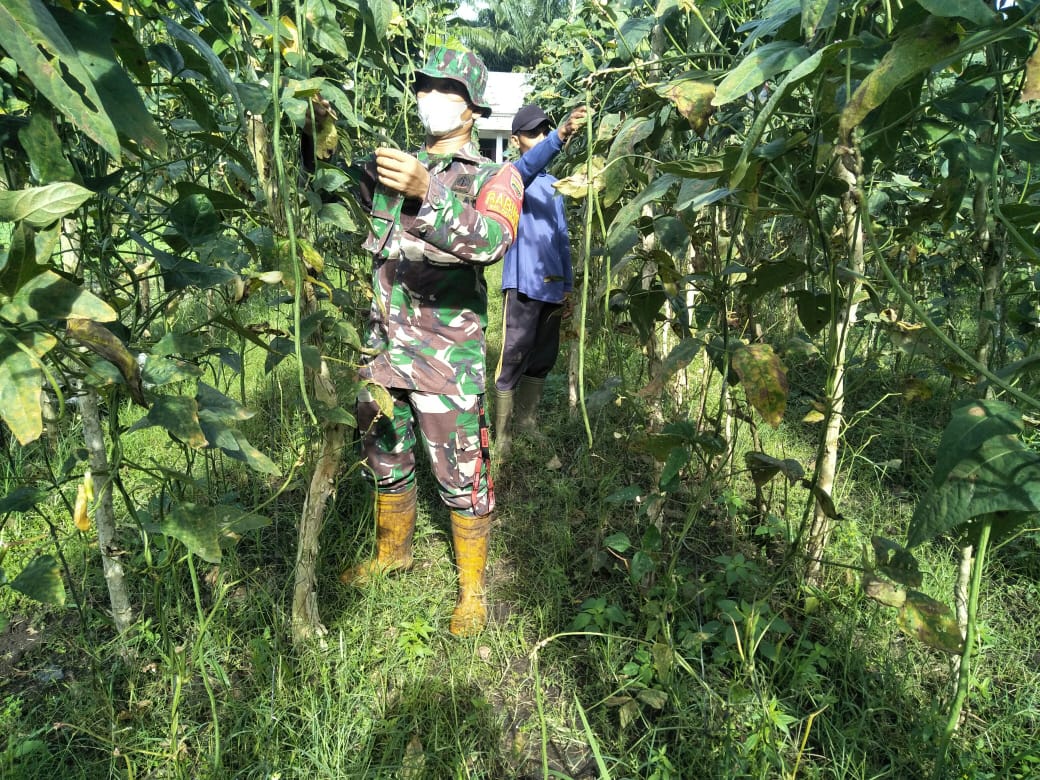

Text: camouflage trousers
xmin=357 ymin=387 xmax=495 ymax=517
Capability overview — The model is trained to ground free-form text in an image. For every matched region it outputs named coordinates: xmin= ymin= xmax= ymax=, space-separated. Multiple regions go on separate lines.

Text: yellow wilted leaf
xmin=656 ymin=78 xmax=716 ymax=136
xmin=74 ymin=483 xmax=91 ymax=532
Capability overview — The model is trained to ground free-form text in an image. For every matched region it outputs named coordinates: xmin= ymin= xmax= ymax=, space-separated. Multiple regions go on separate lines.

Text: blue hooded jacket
xmin=499 ymin=131 xmax=573 ymax=304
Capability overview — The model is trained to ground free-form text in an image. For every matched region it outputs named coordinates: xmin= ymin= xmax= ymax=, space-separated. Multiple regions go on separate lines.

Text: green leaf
xmin=915 ymin=0 xmax=997 ymax=26
xmin=169 ymin=193 xmax=221 ymax=246
xmin=0 ymin=270 xmax=118 ymax=324
xmin=164 ymin=19 xmax=242 ymax=120
xmin=801 ymin=0 xmax=839 ymax=39
xmin=714 ymin=42 xmax=808 ymax=107
xmin=0 ymin=331 xmax=57 ymax=445
xmin=871 ymin=536 xmax=922 ymax=588
xmin=161 ymin=503 xmax=223 ymax=563
xmin=133 ymin=395 xmax=208 ymax=449
xmin=932 ymin=400 xmax=1023 ymax=486
xmin=606 ymin=485 xmax=643 ymax=504
xmin=731 ymin=343 xmax=788 ymax=428
xmin=790 ymin=290 xmax=831 ymax=336
xmin=19 ymin=107 xmax=75 ymax=183
xmin=839 ymin=18 xmax=959 ymax=140
xmin=897 ymin=590 xmax=963 ymax=655
xmin=50 ymin=8 xmax=167 ymax=157
xmin=0 ymin=183 xmax=93 ymax=228
xmin=198 ymin=416 xmax=281 ymax=476
xmin=745 ymin=451 xmax=804 ymax=487
xmin=196 ymin=382 xmax=254 ymax=421
xmin=0 ymin=0 xmax=121 ymax=157
xmin=0 ymin=486 xmax=48 ymax=513
xmin=909 ymin=435 xmax=1040 ymax=547
xmin=604 ymin=533 xmax=631 ymax=553
xmin=10 ymin=554 xmax=65 ymax=606
xmin=318 ymin=203 xmax=359 ymax=232
xmin=360 ymin=0 xmax=393 ymax=39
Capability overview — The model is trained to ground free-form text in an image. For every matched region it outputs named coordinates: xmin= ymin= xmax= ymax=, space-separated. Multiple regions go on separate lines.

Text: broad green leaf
xmin=731 ymin=343 xmax=788 ymax=428
xmin=318 ymin=203 xmax=359 ymax=232
xmin=897 ymin=590 xmax=963 ymax=655
xmin=161 ymin=503 xmax=222 ymax=562
xmin=839 ymin=18 xmax=959 ymax=140
xmin=133 ymin=395 xmax=208 ymax=449
xmin=0 ymin=270 xmax=118 ymax=324
xmin=164 ymin=19 xmax=242 ymax=120
xmin=19 ymin=108 xmax=75 ymax=183
xmin=198 ymin=415 xmax=281 ymax=476
xmin=0 ymin=183 xmax=93 ymax=228
xmin=51 ymin=8 xmax=167 ymax=157
xmin=305 ymin=0 xmax=353 ymax=56
xmin=606 ymin=485 xmax=644 ymax=504
xmin=801 ymin=0 xmax=838 ymax=39
xmin=196 ymin=382 xmax=254 ymax=421
xmin=617 ymin=17 xmax=655 ymax=60
xmin=742 ymin=258 xmax=806 ymax=300
xmin=361 ymin=0 xmax=393 ymax=39
xmin=790 ymin=290 xmax=831 ymax=336
xmin=916 ymin=0 xmax=997 ymax=26
xmin=803 ymin=480 xmax=843 ymax=520
xmin=169 ymin=193 xmax=221 ymax=246
xmin=0 ymin=0 xmax=120 ymax=157
xmin=10 ymin=554 xmax=66 ymax=605
xmin=745 ymin=451 xmax=804 ymax=487
xmin=909 ymin=435 xmax=1040 ymax=547
xmin=606 ymin=174 xmax=676 ymax=247
xmin=871 ymin=536 xmax=922 ymax=588
xmin=141 ymin=355 xmax=204 ymax=386
xmin=0 ymin=331 xmax=57 ymax=445
xmin=932 ymin=400 xmax=1023 ymax=487
xmin=713 ymin=42 xmax=807 ymax=107
xmin=660 ymin=446 xmax=691 ymax=488
xmin=66 ymin=319 xmax=145 ymax=406
xmin=656 ymin=78 xmax=715 ymax=135
xmin=730 ymin=41 xmax=854 ymax=189
xmin=604 ymin=533 xmax=631 ymax=553
xmin=0 ymin=486 xmax=49 ymax=513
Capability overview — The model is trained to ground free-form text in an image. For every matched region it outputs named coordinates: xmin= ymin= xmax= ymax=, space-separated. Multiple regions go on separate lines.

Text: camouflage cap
xmin=415 ymin=46 xmax=493 ymax=118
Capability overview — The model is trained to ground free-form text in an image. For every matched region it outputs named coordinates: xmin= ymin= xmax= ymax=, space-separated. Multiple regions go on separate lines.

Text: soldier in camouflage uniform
xmin=313 ymin=47 xmax=523 ymax=637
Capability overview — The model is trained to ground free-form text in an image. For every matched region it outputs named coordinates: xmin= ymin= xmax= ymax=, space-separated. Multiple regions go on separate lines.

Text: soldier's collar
xmin=420 ymin=141 xmax=484 ymax=165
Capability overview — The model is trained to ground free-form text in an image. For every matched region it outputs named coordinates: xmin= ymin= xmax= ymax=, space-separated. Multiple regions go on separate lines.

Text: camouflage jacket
xmin=359 ymin=142 xmax=523 ymax=395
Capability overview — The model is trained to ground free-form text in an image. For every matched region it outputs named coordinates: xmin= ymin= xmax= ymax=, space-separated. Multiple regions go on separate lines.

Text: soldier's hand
xmin=558 ymin=106 xmax=589 ymax=142
xmin=375 ymin=147 xmax=430 ymax=199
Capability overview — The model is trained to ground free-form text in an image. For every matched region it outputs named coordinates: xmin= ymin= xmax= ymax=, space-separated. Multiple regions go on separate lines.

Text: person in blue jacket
xmin=493 ymin=103 xmax=587 ymax=456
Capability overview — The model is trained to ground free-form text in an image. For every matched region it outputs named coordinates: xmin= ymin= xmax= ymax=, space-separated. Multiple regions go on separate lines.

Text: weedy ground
xmin=1 ymin=273 xmax=1039 ymax=779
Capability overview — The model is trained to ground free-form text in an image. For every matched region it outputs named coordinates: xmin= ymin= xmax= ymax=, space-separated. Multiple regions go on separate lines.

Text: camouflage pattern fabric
xmin=416 ymin=46 xmax=493 ymax=117
xmin=357 ymin=386 xmax=494 ymax=517
xmin=360 ymin=143 xmax=523 ymax=395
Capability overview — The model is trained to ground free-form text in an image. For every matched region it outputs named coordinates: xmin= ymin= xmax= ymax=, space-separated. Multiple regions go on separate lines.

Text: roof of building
xmin=476 ymin=71 xmax=533 ymax=136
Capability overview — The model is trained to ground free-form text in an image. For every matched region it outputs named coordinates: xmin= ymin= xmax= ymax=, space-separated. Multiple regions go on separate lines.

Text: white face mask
xmin=417 ymin=92 xmax=469 ymax=137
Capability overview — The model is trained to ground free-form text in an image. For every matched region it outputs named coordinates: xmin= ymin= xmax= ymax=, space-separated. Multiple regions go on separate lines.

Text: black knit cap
xmin=512 ymin=104 xmax=551 ymax=134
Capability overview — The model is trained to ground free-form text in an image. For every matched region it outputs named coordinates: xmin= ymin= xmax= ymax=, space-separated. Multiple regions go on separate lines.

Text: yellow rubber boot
xmin=340 ymin=487 xmax=416 ymax=586
xmin=449 ymin=511 xmax=491 ymax=637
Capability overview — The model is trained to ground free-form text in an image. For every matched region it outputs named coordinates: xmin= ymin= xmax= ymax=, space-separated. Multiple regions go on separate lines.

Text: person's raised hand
xmin=375 ymin=147 xmax=430 ymax=199
xmin=558 ymin=106 xmax=589 ymax=142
